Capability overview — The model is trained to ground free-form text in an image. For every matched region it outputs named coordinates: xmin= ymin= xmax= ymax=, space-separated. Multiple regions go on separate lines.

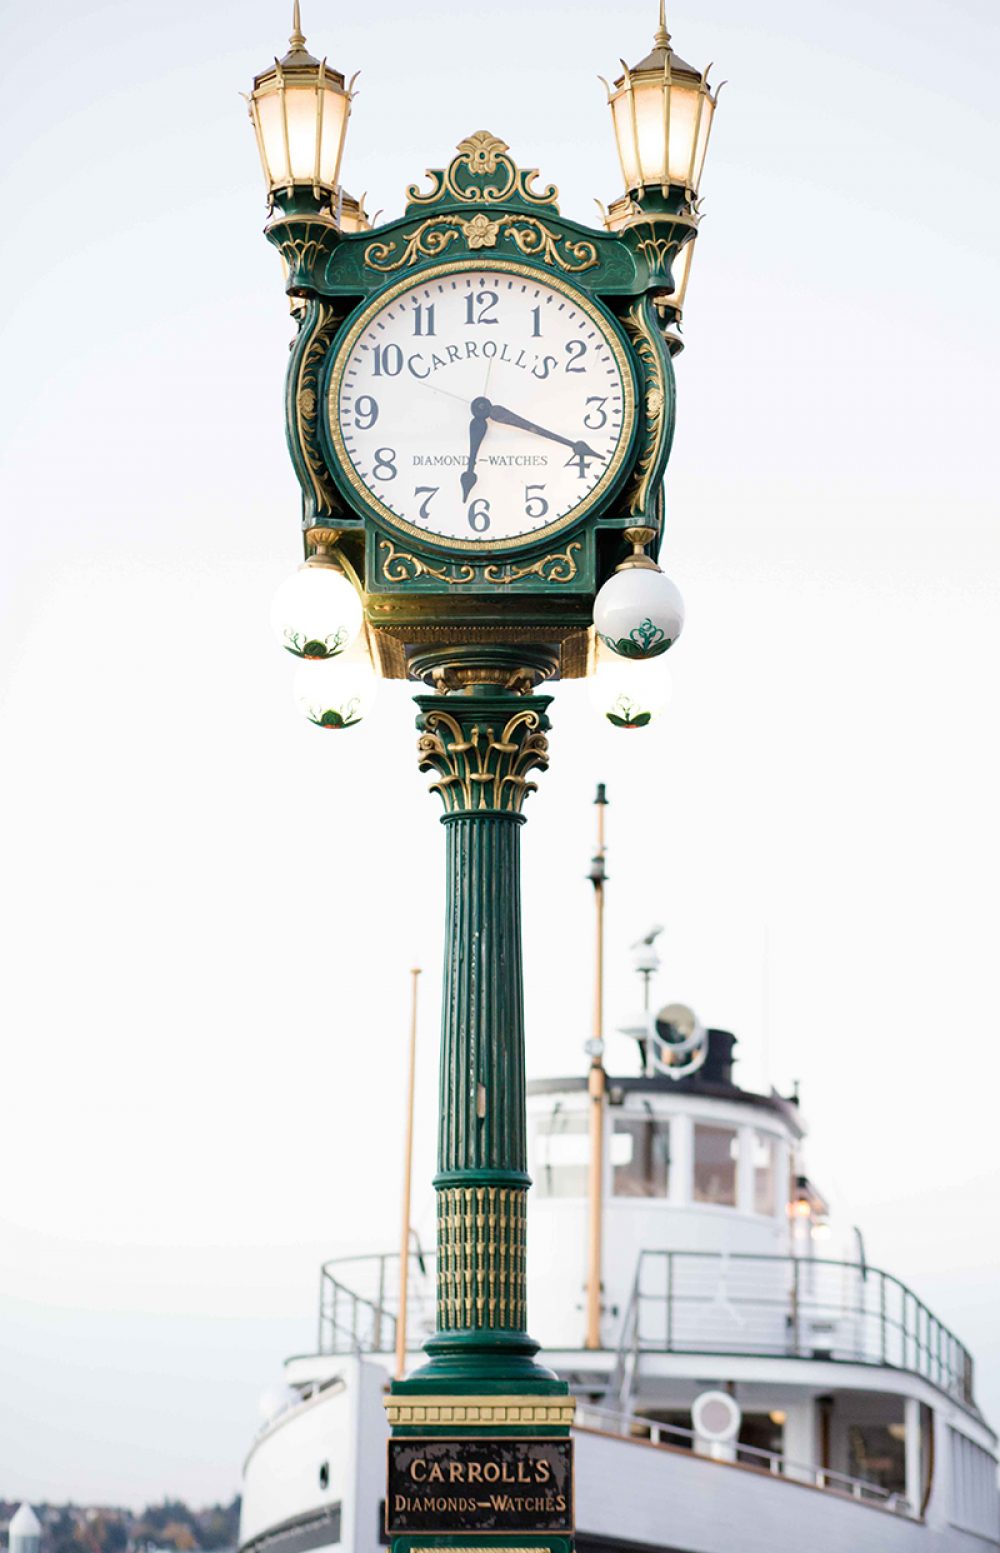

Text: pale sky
xmin=1 ymin=0 xmax=998 ymax=1513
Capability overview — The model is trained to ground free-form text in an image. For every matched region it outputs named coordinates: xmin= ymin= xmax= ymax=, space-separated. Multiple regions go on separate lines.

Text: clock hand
xmin=420 ymin=381 xmax=472 ymax=407
xmin=472 ymin=397 xmax=602 ymax=459
xmin=461 ymin=414 xmax=489 ymax=501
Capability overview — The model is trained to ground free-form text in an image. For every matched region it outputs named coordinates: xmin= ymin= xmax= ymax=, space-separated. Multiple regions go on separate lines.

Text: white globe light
xmin=293 ymin=654 xmax=377 ymax=730
xmin=271 ymin=564 xmax=363 ymax=660
xmin=593 ymin=566 xmax=684 ymax=659
xmin=589 ymin=648 xmax=672 ymax=729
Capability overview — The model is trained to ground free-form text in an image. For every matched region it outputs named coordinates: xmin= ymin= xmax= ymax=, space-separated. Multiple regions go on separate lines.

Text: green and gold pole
xmin=385 ymin=663 xmax=574 ymax=1553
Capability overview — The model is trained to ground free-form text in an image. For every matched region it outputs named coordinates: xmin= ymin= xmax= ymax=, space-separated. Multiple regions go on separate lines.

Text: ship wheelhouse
xmin=240 ymin=1021 xmax=999 ymax=1553
xmin=523 ymin=1028 xmax=994 ymax=1525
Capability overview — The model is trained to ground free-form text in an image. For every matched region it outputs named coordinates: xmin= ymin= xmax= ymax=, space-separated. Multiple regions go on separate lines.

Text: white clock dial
xmin=329 ymin=265 xmax=634 ymax=550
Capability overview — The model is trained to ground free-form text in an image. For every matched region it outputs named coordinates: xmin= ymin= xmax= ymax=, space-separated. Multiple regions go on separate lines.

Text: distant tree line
xmin=0 ymin=1499 xmax=241 ymax=1553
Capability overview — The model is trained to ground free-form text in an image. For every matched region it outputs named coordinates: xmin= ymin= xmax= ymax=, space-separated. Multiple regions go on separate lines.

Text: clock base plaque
xmin=386 ymin=1437 xmax=573 ymax=1538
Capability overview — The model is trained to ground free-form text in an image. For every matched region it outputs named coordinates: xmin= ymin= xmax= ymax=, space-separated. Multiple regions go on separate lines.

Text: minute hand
xmin=482 ymin=401 xmax=600 ymax=458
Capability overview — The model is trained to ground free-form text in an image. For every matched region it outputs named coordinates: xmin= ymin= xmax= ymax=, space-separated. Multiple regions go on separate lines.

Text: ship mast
xmin=585 ymin=784 xmax=608 ymax=1350
xmin=395 ymin=966 xmax=421 ymax=1379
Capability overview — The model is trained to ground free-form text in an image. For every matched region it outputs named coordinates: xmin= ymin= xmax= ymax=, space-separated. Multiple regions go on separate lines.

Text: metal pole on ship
xmin=585 ymin=785 xmax=608 ymax=1351
xmin=395 ymin=966 xmax=421 ymax=1380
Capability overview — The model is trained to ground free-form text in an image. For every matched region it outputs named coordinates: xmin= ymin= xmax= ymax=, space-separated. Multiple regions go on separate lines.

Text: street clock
xmin=249 ymin=8 xmax=721 ymax=1548
xmin=265 ymin=130 xmax=697 ymax=682
xmin=325 ymin=262 xmax=637 ymax=552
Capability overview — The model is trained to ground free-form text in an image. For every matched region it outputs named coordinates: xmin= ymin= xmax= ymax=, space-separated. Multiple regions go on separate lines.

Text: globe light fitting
xmin=293 ymin=651 xmax=377 ymax=730
xmin=593 ymin=527 xmax=685 ymax=659
xmin=270 ymin=535 xmax=363 ymax=660
xmin=247 ymin=3 xmax=358 ymax=214
xmin=589 ymin=645 xmax=672 ymax=729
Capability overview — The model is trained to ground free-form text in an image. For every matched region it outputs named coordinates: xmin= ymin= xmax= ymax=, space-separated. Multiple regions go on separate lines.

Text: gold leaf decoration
xmin=365 ymin=215 xmax=597 ymax=273
xmin=456 ymin=132 xmax=510 ymax=176
xmin=364 ymin=222 xmax=463 ymax=271
xmin=463 ymin=213 xmax=501 ymax=249
xmin=417 ymin=708 xmax=550 ymax=816
xmin=406 ymin=132 xmax=559 ymax=209
xmin=622 ymin=299 xmax=667 ymax=517
xmin=290 ymin=299 xmax=341 ymax=517
xmin=482 ymin=542 xmax=582 ymax=585
xmin=379 ymin=540 xmax=475 ymax=586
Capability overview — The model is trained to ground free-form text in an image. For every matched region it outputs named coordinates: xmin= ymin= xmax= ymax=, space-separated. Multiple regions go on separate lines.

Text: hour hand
xmin=461 ymin=414 xmax=489 ymax=500
xmin=462 ymin=416 xmax=490 ymax=500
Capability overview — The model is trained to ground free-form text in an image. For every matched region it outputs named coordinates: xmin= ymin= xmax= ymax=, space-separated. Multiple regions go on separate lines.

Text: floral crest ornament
xmin=598 ymin=617 xmax=671 ymax=659
xmin=308 ymin=697 xmax=362 ymax=729
xmin=463 ymin=213 xmax=500 ymax=249
xmin=404 ymin=131 xmax=560 ymax=209
xmin=605 ymin=692 xmax=651 ymax=729
xmin=282 ymin=626 xmax=350 ymax=660
xmin=457 ymin=132 xmax=509 ymax=176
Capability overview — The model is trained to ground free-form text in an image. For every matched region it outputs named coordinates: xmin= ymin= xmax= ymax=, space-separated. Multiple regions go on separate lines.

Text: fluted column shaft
xmin=411 ymin=688 xmax=553 ymax=1381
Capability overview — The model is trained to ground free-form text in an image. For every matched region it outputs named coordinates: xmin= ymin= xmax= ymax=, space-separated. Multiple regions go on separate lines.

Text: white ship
xmin=239 ymin=943 xmax=999 ymax=1553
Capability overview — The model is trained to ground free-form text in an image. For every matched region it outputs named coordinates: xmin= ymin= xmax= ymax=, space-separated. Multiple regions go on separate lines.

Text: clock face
xmin=327 ymin=263 xmax=635 ymax=552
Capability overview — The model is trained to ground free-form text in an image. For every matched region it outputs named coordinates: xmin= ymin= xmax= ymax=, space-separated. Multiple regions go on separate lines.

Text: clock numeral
xmin=354 ymin=395 xmax=379 ymax=431
xmin=531 ymin=306 xmax=542 ymax=337
xmin=565 ymin=339 xmax=587 ymax=374
xmin=524 ymin=484 xmax=549 ymax=520
xmin=373 ymin=447 xmax=397 ymax=481
xmin=465 ymin=289 xmax=499 ymax=326
xmin=564 ymin=448 xmax=595 ymax=480
xmin=413 ymin=485 xmax=439 ymax=520
xmin=372 ymin=344 xmax=403 ymax=377
xmin=583 ymin=396 xmax=608 ymax=430
xmin=413 ymin=304 xmax=436 ymax=337
xmin=467 ymin=498 xmax=491 ymax=533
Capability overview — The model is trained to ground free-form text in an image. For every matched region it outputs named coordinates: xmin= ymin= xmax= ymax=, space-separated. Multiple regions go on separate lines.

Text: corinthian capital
xmin=414 ymin=694 xmax=552 ymax=816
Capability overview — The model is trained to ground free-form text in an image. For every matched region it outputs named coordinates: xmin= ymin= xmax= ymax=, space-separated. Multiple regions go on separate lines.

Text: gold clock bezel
xmin=325 ymin=259 xmax=637 ymax=554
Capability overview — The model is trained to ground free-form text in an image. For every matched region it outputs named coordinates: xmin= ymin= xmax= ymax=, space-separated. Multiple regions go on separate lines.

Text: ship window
xmin=612 ymin=1117 xmax=670 ymax=1197
xmin=753 ymin=1132 xmax=777 ymax=1215
xmin=533 ymin=1110 xmax=589 ymax=1198
xmin=693 ymin=1124 xmax=738 ymax=1205
xmin=847 ymin=1422 xmax=905 ymax=1497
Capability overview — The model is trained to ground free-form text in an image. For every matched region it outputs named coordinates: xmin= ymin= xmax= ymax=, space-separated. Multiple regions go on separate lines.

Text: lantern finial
xmin=290 ymin=1 xmax=306 ymax=51
xmin=653 ymin=0 xmax=671 ymax=51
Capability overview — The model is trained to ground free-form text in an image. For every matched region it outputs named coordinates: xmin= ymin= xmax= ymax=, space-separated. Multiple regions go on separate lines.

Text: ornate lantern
xmin=246 ymin=3 xmax=357 ymax=213
xmin=604 ymin=1 xmax=718 ymax=202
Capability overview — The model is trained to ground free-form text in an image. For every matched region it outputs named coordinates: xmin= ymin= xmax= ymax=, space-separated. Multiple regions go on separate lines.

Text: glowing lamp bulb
xmin=293 ymin=654 xmax=376 ymax=730
xmin=593 ymin=566 xmax=685 ymax=660
xmin=589 ymin=648 xmax=672 ymax=729
xmin=271 ymin=564 xmax=363 ymax=660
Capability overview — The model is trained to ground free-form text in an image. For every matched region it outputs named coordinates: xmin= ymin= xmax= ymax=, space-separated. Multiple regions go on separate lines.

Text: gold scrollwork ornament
xmin=483 ymin=543 xmax=582 ymax=585
xmin=622 ymin=299 xmax=668 ymax=517
xmin=417 ymin=708 xmax=550 ymax=816
xmin=379 ymin=540 xmax=581 ymax=588
xmin=290 ymin=298 xmax=342 ymax=516
xmin=406 ymin=131 xmax=559 ymax=209
xmin=379 ymin=540 xmax=475 ymax=586
xmin=364 ymin=214 xmax=597 ymax=274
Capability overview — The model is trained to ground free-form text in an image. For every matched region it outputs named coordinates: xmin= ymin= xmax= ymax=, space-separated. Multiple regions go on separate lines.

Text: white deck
xmin=240 ymin=1358 xmax=1000 ymax=1553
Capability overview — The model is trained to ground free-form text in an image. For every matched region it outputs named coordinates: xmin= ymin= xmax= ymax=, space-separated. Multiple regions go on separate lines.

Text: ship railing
xmin=624 ymin=1250 xmax=976 ymax=1409
xmin=316 ymin=1247 xmax=976 ymax=1412
xmin=318 ymin=1248 xmax=437 ymax=1356
xmin=574 ymin=1403 xmax=913 ymax=1515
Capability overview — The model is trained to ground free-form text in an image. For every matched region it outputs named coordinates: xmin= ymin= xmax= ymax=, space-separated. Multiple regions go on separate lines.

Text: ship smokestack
xmin=702 ymin=1029 xmax=737 ymax=1087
